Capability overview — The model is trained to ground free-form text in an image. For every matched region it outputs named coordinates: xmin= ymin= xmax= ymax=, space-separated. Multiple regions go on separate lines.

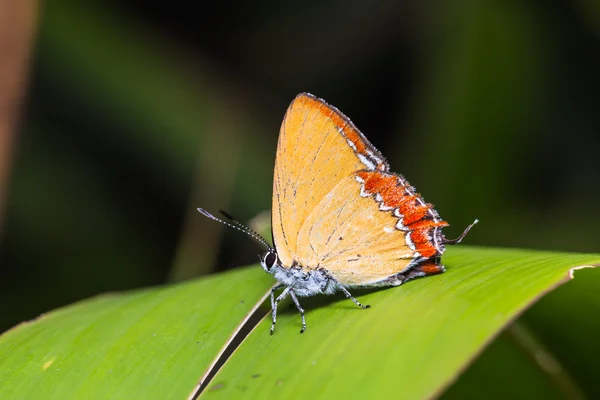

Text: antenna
xmin=197 ymin=208 xmax=274 ymax=252
xmin=442 ymin=219 xmax=479 ymax=245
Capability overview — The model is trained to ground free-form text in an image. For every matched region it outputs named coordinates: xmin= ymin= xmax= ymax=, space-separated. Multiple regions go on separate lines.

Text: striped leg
xmin=270 ymin=285 xmax=289 ymax=335
xmin=339 ymin=286 xmax=370 ymax=309
xmin=289 ymin=289 xmax=307 ymax=333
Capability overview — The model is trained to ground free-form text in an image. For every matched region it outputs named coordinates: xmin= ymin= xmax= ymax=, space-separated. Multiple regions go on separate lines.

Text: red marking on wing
xmin=297 ymin=95 xmax=369 ymax=154
xmin=416 ymin=260 xmax=445 ymax=275
xmin=402 ymin=204 xmax=432 ymax=226
xmin=356 ymin=170 xmax=448 ymax=259
xmin=415 ymin=241 xmax=437 ymax=258
xmin=409 ymin=219 xmax=448 ymax=231
xmin=410 ymin=228 xmax=430 ymax=244
xmin=380 ymin=184 xmax=412 ymax=208
xmin=296 ymin=94 xmax=387 ymax=170
xmin=397 ymin=199 xmax=424 ymax=223
xmin=359 ymin=171 xmax=395 ymax=195
xmin=411 ymin=229 xmax=437 ymax=258
xmin=358 ymin=171 xmax=408 ymax=209
xmin=357 ymin=171 xmax=445 ymax=224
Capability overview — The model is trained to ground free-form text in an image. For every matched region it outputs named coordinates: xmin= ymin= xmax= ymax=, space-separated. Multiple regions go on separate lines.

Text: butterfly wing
xmin=272 ymin=94 xmax=366 ymax=266
xmin=272 ymin=93 xmax=448 ymax=286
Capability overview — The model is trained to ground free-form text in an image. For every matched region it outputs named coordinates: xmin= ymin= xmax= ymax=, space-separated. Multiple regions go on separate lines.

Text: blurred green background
xmin=1 ymin=0 xmax=599 ymax=367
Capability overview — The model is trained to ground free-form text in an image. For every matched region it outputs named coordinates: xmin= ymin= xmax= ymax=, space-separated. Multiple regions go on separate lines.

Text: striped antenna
xmin=197 ymin=208 xmax=273 ymax=252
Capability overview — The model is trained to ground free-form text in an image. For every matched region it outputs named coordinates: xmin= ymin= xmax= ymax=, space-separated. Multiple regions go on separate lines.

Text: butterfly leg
xmin=320 ymin=269 xmax=370 ymax=309
xmin=288 ymin=289 xmax=307 ymax=334
xmin=270 ymin=285 xmax=289 ymax=335
xmin=270 ymin=283 xmax=285 ymax=314
xmin=339 ymin=286 xmax=371 ymax=309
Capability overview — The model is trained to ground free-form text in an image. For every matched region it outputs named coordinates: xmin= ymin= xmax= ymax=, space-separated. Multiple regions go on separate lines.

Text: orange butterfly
xmin=199 ymin=93 xmax=477 ymax=334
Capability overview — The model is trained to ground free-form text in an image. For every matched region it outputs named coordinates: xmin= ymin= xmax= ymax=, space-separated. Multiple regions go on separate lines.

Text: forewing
xmin=272 ymin=94 xmax=364 ymax=266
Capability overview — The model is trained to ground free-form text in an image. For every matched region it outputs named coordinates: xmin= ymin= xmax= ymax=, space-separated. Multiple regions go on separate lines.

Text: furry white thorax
xmin=260 ymin=258 xmax=339 ymax=297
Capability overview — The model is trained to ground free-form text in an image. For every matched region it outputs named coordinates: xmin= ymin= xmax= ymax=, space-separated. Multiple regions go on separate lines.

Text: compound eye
xmin=264 ymin=251 xmax=278 ymax=271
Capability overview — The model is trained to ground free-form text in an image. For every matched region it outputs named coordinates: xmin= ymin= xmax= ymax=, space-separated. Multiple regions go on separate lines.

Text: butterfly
xmin=198 ymin=93 xmax=477 ymax=334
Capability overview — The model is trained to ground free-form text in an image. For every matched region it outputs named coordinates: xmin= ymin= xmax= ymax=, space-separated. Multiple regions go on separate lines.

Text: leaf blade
xmin=1 ymin=247 xmax=598 ymax=399
xmin=199 ymin=247 xmax=599 ymax=399
xmin=0 ymin=267 xmax=272 ymax=400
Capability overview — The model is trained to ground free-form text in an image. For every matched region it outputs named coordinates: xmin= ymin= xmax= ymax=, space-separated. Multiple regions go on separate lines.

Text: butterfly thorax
xmin=260 ymin=252 xmax=339 ymax=297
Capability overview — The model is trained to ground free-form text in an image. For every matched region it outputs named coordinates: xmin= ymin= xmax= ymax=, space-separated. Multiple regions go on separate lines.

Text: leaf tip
xmin=568 ymin=264 xmax=598 ymax=279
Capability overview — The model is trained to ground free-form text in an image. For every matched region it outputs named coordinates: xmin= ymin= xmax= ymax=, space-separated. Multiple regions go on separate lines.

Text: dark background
xmin=1 ymin=1 xmax=600 ymax=335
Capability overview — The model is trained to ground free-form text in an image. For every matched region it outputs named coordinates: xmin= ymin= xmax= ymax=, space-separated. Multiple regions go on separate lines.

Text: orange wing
xmin=271 ymin=93 xmax=448 ymax=286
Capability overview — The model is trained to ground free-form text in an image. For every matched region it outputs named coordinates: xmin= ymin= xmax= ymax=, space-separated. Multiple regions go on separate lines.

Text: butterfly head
xmin=259 ymin=250 xmax=280 ymax=273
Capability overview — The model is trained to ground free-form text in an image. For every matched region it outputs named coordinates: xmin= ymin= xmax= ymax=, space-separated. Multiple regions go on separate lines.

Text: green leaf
xmin=0 ymin=268 xmax=272 ymax=399
xmin=198 ymin=247 xmax=598 ymax=399
xmin=443 ymin=264 xmax=600 ymax=399
xmin=0 ymin=247 xmax=598 ymax=400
